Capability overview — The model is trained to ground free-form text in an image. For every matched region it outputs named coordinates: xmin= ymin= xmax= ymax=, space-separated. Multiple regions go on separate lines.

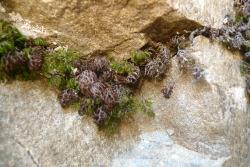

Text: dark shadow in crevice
xmin=141 ymin=14 xmax=202 ymax=44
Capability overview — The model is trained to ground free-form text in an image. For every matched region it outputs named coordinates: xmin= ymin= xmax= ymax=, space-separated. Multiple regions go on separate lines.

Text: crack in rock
xmin=14 ymin=138 xmax=40 ymax=167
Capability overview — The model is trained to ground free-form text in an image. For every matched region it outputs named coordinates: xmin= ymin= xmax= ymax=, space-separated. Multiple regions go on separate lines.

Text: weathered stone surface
xmin=112 ymin=131 xmax=227 ymax=167
xmin=0 ymin=80 xmax=228 ymax=167
xmin=139 ymin=36 xmax=249 ymax=166
xmin=0 ymin=81 xmax=139 ymax=167
xmin=1 ymin=0 xmax=199 ymax=58
xmin=0 ymin=80 xmax=232 ymax=167
xmin=166 ymin=0 xmax=235 ymax=28
xmin=0 ymin=37 xmax=248 ymax=166
xmin=0 ymin=1 xmax=249 ymax=167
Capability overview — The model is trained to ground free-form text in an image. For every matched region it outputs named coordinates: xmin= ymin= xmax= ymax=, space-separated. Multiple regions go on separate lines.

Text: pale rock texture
xmin=0 ymin=0 xmax=249 ymax=167
xmin=166 ymin=0 xmax=235 ymax=28
xmin=0 ymin=37 xmax=248 ymax=166
xmin=139 ymin=36 xmax=249 ymax=166
xmin=112 ymin=131 xmax=227 ymax=167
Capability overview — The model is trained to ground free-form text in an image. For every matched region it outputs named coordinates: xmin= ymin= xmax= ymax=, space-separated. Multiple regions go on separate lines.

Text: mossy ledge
xmin=0 ymin=19 xmax=156 ymax=135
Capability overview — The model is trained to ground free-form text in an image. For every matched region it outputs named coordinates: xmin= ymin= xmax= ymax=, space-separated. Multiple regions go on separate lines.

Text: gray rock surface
xmin=0 ymin=80 xmax=229 ymax=167
xmin=0 ymin=81 xmax=138 ymax=167
xmin=140 ymin=36 xmax=249 ymax=166
xmin=0 ymin=37 xmax=248 ymax=166
xmin=112 ymin=131 xmax=227 ymax=167
xmin=166 ymin=0 xmax=235 ymax=28
xmin=0 ymin=0 xmax=249 ymax=167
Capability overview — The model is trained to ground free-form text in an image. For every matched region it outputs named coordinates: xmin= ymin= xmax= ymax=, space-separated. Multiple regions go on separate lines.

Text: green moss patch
xmin=111 ymin=60 xmax=135 ymax=75
xmin=0 ymin=20 xmax=26 ymax=56
xmin=42 ymin=48 xmax=80 ymax=88
xmin=130 ymin=50 xmax=151 ymax=65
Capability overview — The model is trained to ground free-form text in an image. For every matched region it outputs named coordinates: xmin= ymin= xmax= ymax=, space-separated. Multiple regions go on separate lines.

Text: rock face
xmin=140 ymin=36 xmax=249 ymax=166
xmin=0 ymin=0 xmax=249 ymax=167
xmin=112 ymin=131 xmax=227 ymax=167
xmin=166 ymin=0 xmax=235 ymax=28
xmin=0 ymin=81 xmax=138 ymax=167
xmin=2 ymin=0 xmax=199 ymax=58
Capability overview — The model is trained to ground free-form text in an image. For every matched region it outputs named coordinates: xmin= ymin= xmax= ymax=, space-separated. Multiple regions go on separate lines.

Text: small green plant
xmin=47 ymin=75 xmax=78 ymax=89
xmin=135 ymin=98 xmax=155 ymax=117
xmin=0 ymin=20 xmax=26 ymax=56
xmin=235 ymin=12 xmax=248 ymax=23
xmin=23 ymin=47 xmax=32 ymax=58
xmin=100 ymin=92 xmax=154 ymax=135
xmin=111 ymin=60 xmax=134 ymax=75
xmin=130 ymin=50 xmax=151 ymax=65
xmin=0 ymin=41 xmax=15 ymax=57
xmin=47 ymin=74 xmax=64 ymax=87
xmin=243 ymin=40 xmax=250 ymax=51
xmin=86 ymin=98 xmax=101 ymax=114
xmin=70 ymin=101 xmax=81 ymax=110
xmin=43 ymin=48 xmax=80 ymax=75
xmin=42 ymin=48 xmax=80 ymax=88
xmin=33 ymin=37 xmax=48 ymax=46
xmin=240 ymin=61 xmax=250 ymax=76
xmin=66 ymin=78 xmax=80 ymax=91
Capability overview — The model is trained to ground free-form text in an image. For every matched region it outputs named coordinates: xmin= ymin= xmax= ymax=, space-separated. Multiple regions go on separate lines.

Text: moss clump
xmin=243 ymin=40 xmax=250 ymax=52
xmin=42 ymin=48 xmax=80 ymax=88
xmin=111 ymin=60 xmax=134 ymax=75
xmin=33 ymin=37 xmax=48 ymax=47
xmin=0 ymin=41 xmax=15 ymax=57
xmin=70 ymin=101 xmax=81 ymax=110
xmin=130 ymin=50 xmax=151 ymax=65
xmin=43 ymin=48 xmax=80 ymax=75
xmin=0 ymin=20 xmax=26 ymax=56
xmin=240 ymin=61 xmax=250 ymax=76
xmin=66 ymin=78 xmax=80 ymax=91
xmin=100 ymin=93 xmax=154 ymax=135
xmin=235 ymin=9 xmax=248 ymax=23
xmin=85 ymin=98 xmax=102 ymax=114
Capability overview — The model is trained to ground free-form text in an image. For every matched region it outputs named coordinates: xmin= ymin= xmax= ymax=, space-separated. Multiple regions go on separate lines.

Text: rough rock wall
xmin=166 ymin=0 xmax=235 ymax=28
xmin=140 ymin=36 xmax=249 ymax=166
xmin=0 ymin=80 xmax=229 ymax=167
xmin=0 ymin=0 xmax=249 ymax=167
xmin=2 ymin=0 xmax=199 ymax=58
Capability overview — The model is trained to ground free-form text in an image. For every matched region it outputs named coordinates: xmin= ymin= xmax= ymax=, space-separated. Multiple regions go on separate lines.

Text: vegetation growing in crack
xmin=0 ymin=20 xmax=26 ymax=56
xmin=187 ymin=0 xmax=250 ymax=98
xmin=0 ymin=19 xmax=155 ymax=135
xmin=0 ymin=20 xmax=47 ymax=81
xmin=130 ymin=50 xmax=151 ymax=65
xmin=111 ymin=60 xmax=134 ymax=75
xmin=33 ymin=37 xmax=48 ymax=47
xmin=6 ymin=2 xmax=244 ymax=133
xmin=42 ymin=48 xmax=81 ymax=88
xmin=0 ymin=18 xmax=207 ymax=134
